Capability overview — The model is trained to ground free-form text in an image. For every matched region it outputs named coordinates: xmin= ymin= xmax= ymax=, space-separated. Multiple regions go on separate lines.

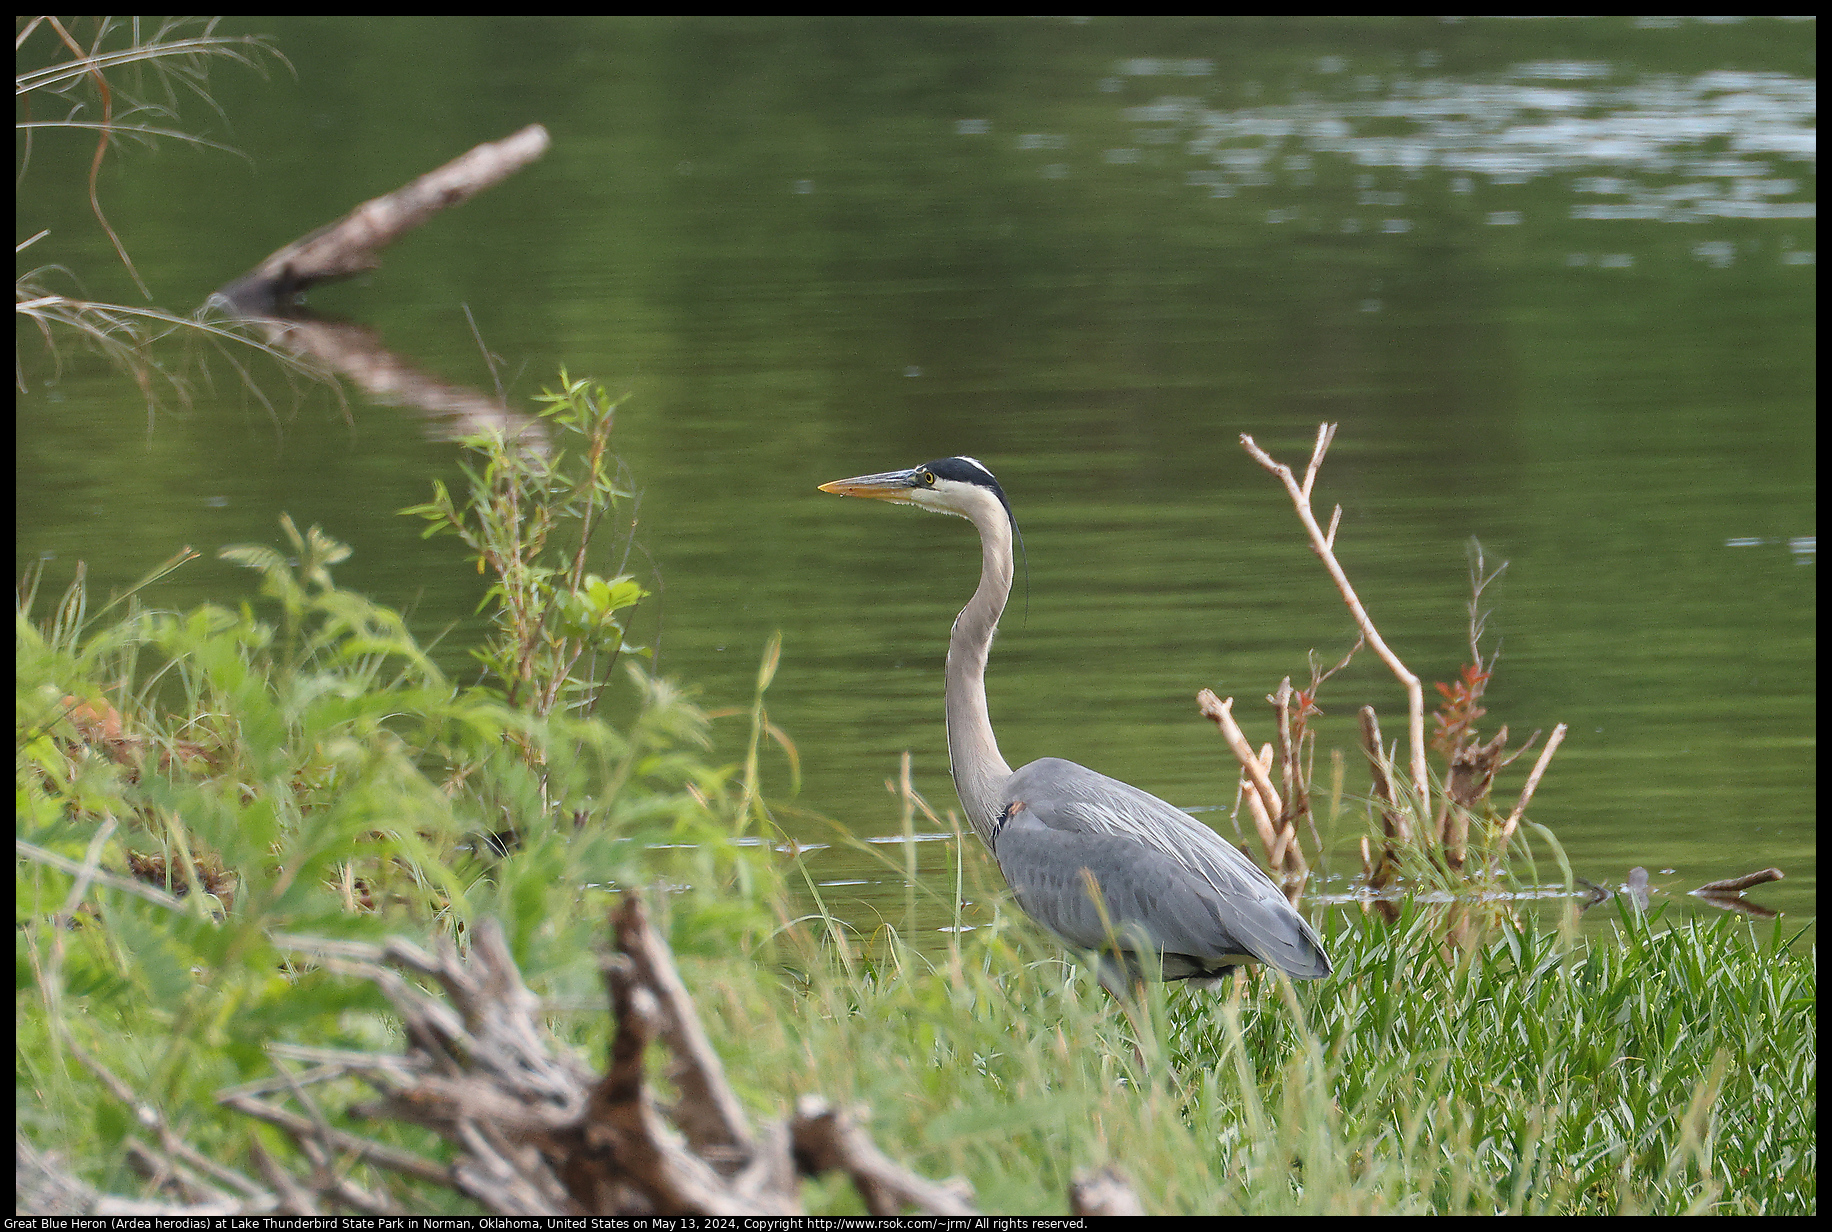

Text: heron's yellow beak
xmin=818 ymin=468 xmax=922 ymax=503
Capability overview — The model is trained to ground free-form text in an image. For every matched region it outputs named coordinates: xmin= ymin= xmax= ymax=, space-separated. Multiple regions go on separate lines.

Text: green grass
xmin=716 ymin=888 xmax=1813 ymax=1214
xmin=15 ymin=383 xmax=1814 ymax=1215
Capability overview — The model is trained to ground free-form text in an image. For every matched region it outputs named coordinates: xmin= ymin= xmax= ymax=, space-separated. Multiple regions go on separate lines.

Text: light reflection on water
xmin=991 ymin=49 xmax=1816 ymax=251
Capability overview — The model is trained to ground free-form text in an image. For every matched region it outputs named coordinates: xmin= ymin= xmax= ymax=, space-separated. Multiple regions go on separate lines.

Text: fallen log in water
xmin=214 ymin=124 xmax=551 ymax=314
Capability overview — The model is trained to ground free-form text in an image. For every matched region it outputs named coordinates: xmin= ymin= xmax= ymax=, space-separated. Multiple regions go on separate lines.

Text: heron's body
xmin=820 ymin=456 xmax=1330 ymax=988
xmin=995 ymin=758 xmax=1328 ymax=982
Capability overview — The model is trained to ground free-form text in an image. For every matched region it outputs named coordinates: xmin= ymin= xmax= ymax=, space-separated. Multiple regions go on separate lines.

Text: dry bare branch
xmin=1197 ymin=691 xmax=1283 ymax=825
xmin=70 ymin=1042 xmax=270 ymax=1202
xmin=1495 ymin=723 xmax=1567 ymax=857
xmin=1692 ymin=868 xmax=1784 ymax=895
xmin=1197 ymin=690 xmax=1308 ymax=886
xmin=215 ymin=125 xmax=551 ymax=310
xmin=16 ymin=1132 xmax=276 ymax=1219
xmin=1069 ymin=1166 xmax=1145 ymax=1216
xmin=22 ymin=899 xmax=1000 ymax=1218
xmin=1241 ymin=427 xmax=1429 ymax=803
xmin=248 ymin=1140 xmax=321 ymax=1216
xmin=1274 ymin=677 xmax=1296 ymax=833
xmin=216 ymin=1091 xmax=451 ymax=1187
xmin=790 ymin=1097 xmax=976 ymax=1217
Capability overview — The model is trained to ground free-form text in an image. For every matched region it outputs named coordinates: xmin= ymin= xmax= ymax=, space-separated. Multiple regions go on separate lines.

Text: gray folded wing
xmin=994 ymin=757 xmax=1330 ymax=979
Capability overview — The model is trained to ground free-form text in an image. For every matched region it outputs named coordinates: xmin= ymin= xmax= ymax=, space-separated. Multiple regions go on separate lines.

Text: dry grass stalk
xmin=1357 ymin=707 xmax=1410 ymax=850
xmin=1355 ymin=710 xmax=1404 ymax=922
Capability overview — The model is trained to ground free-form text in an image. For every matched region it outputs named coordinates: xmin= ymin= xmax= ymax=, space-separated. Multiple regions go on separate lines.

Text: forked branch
xmin=1239 ymin=426 xmax=1429 ymax=803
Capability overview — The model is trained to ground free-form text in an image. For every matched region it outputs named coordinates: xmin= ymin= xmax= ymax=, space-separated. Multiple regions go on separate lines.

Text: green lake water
xmin=17 ymin=17 xmax=1815 ymax=938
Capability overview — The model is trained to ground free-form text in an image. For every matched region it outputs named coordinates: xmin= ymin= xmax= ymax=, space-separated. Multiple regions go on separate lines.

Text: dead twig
xmin=1495 ymin=723 xmax=1567 ymax=858
xmin=1357 ymin=707 xmax=1411 ymax=850
xmin=16 ymin=1132 xmax=277 ymax=1219
xmin=1241 ymin=427 xmax=1429 ymax=804
xmin=1197 ymin=690 xmax=1307 ymax=888
xmin=1196 ymin=691 xmax=1282 ymax=832
xmin=1274 ymin=678 xmax=1297 ymax=848
xmin=70 ymin=1042 xmax=271 ymax=1203
xmin=216 ymin=1092 xmax=451 ymax=1188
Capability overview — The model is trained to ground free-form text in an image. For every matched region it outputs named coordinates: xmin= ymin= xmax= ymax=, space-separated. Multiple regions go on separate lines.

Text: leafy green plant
xmin=17 ymin=482 xmax=767 ymax=1196
xmin=402 ymin=372 xmax=649 ymax=719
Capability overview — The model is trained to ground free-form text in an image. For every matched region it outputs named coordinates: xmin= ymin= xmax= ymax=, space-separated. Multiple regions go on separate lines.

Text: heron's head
xmin=818 ymin=456 xmax=1014 ymax=528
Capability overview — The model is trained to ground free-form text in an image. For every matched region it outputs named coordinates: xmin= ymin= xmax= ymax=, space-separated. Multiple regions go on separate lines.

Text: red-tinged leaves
xmin=1431 ymin=663 xmax=1492 ymax=756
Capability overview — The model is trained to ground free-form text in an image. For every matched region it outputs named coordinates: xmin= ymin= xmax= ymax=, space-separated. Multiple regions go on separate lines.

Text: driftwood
xmin=242 ymin=898 xmax=981 ymax=1215
xmin=215 ymin=124 xmax=550 ymax=312
xmin=208 ymin=125 xmax=554 ymax=449
xmin=1573 ymin=866 xmax=1787 ymax=920
xmin=1069 ymin=1166 xmax=1147 ymax=1216
xmin=19 ymin=898 xmax=1144 ymax=1216
xmin=1690 ymin=867 xmax=1785 ymax=919
xmin=1693 ymin=868 xmax=1784 ymax=895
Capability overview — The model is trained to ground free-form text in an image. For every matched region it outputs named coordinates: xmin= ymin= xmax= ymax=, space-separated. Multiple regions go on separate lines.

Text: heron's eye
xmin=919 ymin=470 xmax=935 ymax=486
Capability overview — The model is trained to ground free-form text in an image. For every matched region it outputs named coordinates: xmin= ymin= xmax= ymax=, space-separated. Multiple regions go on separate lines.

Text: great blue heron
xmin=820 ymin=456 xmax=1331 ymax=989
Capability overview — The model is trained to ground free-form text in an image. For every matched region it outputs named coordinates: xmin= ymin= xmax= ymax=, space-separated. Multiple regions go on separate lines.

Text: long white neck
xmin=945 ymin=495 xmax=1016 ymax=843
